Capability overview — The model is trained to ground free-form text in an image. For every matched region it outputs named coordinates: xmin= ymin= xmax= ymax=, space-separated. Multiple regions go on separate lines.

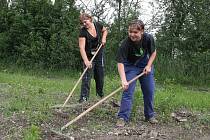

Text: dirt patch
xmin=0 ymin=112 xmax=29 ymax=140
xmin=42 ymin=122 xmax=210 ymax=140
xmin=1 ymin=84 xmax=210 ymax=140
xmin=0 ymin=103 xmax=210 ymax=140
xmin=41 ymin=102 xmax=210 ymax=140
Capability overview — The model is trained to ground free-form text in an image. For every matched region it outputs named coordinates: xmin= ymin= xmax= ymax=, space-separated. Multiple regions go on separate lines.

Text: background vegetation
xmin=0 ymin=0 xmax=209 ymax=84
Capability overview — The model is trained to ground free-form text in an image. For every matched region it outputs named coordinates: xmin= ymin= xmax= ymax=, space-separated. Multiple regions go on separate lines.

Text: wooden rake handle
xmin=61 ymin=72 xmax=145 ymax=131
xmin=61 ymin=44 xmax=103 ymax=108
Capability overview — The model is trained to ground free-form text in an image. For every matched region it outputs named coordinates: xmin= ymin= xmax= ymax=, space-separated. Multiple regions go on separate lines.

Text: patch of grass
xmin=23 ymin=125 xmax=41 ymax=140
xmin=198 ymin=113 xmax=210 ymax=125
xmin=126 ymin=78 xmax=210 ymax=122
xmin=0 ymin=71 xmax=79 ymax=123
xmin=155 ymin=79 xmax=210 ymax=117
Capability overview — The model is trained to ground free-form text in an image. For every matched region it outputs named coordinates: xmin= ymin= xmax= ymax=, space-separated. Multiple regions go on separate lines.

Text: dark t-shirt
xmin=116 ymin=33 xmax=156 ymax=64
xmin=79 ymin=22 xmax=103 ymax=57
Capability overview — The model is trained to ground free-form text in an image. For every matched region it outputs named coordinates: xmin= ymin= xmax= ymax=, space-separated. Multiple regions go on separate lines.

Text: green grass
xmin=23 ymin=125 xmax=41 ymax=140
xmin=0 ymin=71 xmax=82 ymax=130
xmin=0 ymin=69 xmax=210 ymax=138
xmin=155 ymin=82 xmax=210 ymax=113
xmin=1 ymin=70 xmax=210 ymax=116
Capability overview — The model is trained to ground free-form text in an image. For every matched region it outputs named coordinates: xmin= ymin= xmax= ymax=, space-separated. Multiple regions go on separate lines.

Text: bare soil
xmin=42 ymin=102 xmax=210 ymax=140
xmin=1 ymin=85 xmax=210 ymax=140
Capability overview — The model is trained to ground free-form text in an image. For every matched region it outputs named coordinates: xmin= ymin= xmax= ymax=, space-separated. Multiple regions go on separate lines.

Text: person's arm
xmin=144 ymin=50 xmax=156 ymax=74
xmin=118 ymin=63 xmax=129 ymax=90
xmin=79 ymin=37 xmax=92 ymax=68
xmin=101 ymin=26 xmax=108 ymax=46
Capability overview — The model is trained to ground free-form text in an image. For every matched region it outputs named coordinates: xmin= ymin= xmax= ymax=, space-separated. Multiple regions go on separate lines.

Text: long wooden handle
xmin=61 ymin=44 xmax=103 ymax=108
xmin=61 ymin=72 xmax=145 ymax=131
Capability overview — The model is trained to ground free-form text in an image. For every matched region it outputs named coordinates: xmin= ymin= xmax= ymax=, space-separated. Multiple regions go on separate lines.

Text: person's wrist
xmin=122 ymin=80 xmax=127 ymax=84
xmin=146 ymin=64 xmax=149 ymax=67
xmin=84 ymin=60 xmax=89 ymax=64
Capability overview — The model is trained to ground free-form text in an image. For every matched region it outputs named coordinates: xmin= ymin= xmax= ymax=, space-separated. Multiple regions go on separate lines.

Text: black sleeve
xmin=79 ymin=28 xmax=86 ymax=38
xmin=147 ymin=34 xmax=156 ymax=55
xmin=116 ymin=40 xmax=128 ymax=63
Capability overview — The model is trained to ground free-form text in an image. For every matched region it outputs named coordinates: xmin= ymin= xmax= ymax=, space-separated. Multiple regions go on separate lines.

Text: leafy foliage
xmin=155 ymin=0 xmax=210 ymax=85
xmin=0 ymin=0 xmax=80 ymax=69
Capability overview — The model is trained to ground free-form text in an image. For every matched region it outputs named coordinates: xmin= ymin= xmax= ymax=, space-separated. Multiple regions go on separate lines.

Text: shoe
xmin=116 ymin=118 xmax=126 ymax=127
xmin=97 ymin=93 xmax=104 ymax=98
xmin=146 ymin=117 xmax=158 ymax=124
xmin=78 ymin=97 xmax=87 ymax=103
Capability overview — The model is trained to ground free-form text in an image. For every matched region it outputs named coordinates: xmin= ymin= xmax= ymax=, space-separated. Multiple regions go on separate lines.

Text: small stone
xmin=114 ymin=132 xmax=119 ymax=136
xmin=70 ymin=136 xmax=74 ymax=140
xmin=142 ymin=132 xmax=147 ymax=137
xmin=149 ymin=130 xmax=158 ymax=138
xmin=125 ymin=132 xmax=129 ymax=136
xmin=80 ymin=128 xmax=85 ymax=131
xmin=176 ymin=117 xmax=187 ymax=122
xmin=179 ymin=118 xmax=187 ymax=122
xmin=171 ymin=112 xmax=176 ymax=117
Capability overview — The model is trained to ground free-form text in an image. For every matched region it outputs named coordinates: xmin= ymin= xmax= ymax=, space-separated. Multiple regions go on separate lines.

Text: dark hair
xmin=129 ymin=19 xmax=145 ymax=30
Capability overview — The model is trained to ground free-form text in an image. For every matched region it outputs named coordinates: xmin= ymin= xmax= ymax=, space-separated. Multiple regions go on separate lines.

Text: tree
xmin=155 ymin=0 xmax=210 ymax=85
xmin=0 ymin=0 xmax=81 ymax=69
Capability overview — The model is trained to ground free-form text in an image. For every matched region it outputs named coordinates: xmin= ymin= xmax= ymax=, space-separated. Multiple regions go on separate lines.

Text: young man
xmin=78 ymin=13 xmax=108 ymax=103
xmin=116 ymin=19 xmax=158 ymax=127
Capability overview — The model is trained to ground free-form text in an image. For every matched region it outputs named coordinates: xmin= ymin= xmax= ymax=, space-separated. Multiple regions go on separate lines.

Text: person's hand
xmin=101 ymin=39 xmax=106 ymax=47
xmin=84 ymin=60 xmax=92 ymax=69
xmin=121 ymin=80 xmax=129 ymax=91
xmin=143 ymin=65 xmax=151 ymax=75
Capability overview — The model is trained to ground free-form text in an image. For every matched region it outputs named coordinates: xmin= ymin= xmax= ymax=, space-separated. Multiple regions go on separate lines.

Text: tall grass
xmin=155 ymin=53 xmax=210 ymax=87
xmin=155 ymin=80 xmax=210 ymax=113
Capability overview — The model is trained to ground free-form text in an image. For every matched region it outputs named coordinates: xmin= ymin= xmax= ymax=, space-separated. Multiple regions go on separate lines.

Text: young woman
xmin=78 ymin=13 xmax=108 ymax=103
xmin=116 ymin=19 xmax=157 ymax=127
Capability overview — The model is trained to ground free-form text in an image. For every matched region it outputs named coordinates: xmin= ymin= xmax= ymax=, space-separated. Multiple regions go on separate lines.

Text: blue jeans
xmin=118 ymin=63 xmax=155 ymax=121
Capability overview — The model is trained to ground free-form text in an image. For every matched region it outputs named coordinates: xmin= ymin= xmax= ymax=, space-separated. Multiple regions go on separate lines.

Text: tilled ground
xmin=40 ymin=102 xmax=210 ymax=140
xmin=1 ymin=83 xmax=210 ymax=140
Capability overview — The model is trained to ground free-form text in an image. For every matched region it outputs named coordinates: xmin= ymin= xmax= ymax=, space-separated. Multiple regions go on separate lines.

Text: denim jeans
xmin=118 ymin=56 xmax=155 ymax=121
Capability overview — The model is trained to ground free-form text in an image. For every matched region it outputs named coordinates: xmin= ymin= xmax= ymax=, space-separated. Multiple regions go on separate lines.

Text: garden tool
xmin=61 ymin=71 xmax=145 ymax=131
xmin=60 ymin=43 xmax=103 ymax=109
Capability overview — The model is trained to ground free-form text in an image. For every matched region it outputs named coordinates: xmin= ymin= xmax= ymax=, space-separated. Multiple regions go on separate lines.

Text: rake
xmin=61 ymin=71 xmax=145 ymax=131
xmin=58 ymin=43 xmax=103 ymax=109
